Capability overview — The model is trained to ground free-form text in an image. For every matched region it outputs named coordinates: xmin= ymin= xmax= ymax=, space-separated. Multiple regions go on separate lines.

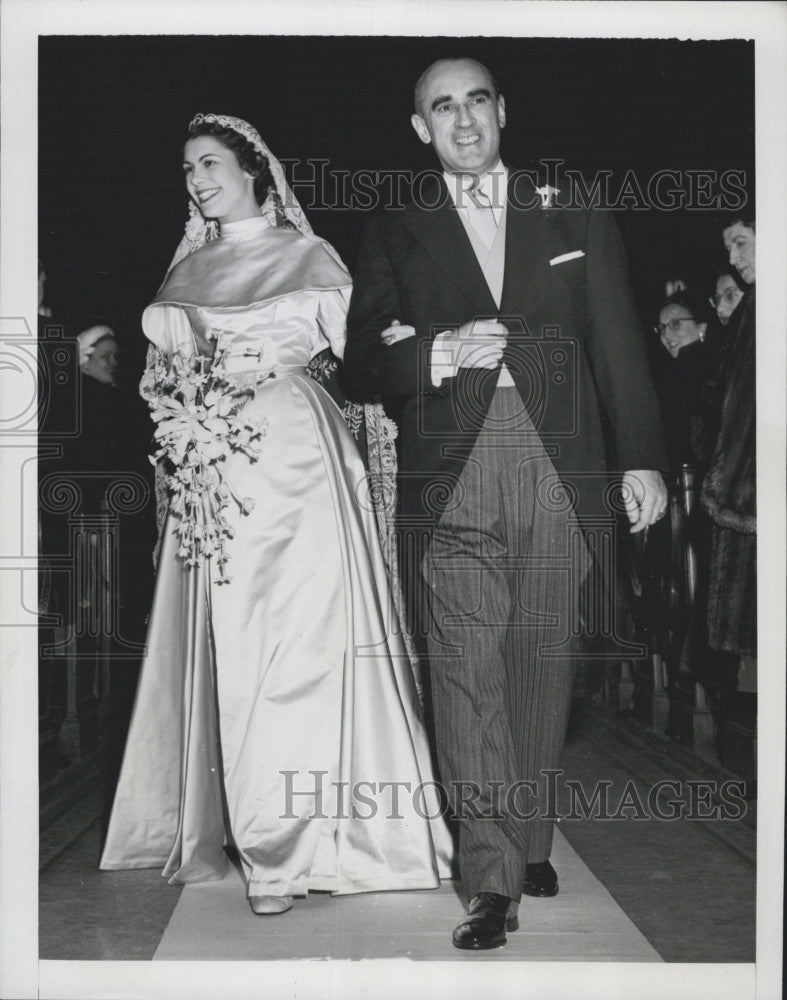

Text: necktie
xmin=468 ymin=184 xmax=498 ymax=249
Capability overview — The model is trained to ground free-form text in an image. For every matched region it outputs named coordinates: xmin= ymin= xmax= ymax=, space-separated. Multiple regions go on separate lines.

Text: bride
xmin=100 ymin=113 xmax=452 ymax=915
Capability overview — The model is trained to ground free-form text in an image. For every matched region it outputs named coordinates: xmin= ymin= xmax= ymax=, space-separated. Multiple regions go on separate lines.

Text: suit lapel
xmin=401 ymin=176 xmax=498 ymax=316
xmin=500 ymin=173 xmax=553 ymax=325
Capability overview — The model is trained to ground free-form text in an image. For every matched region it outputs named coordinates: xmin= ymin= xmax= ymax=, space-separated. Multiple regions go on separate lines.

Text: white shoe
xmin=249 ymin=895 xmax=293 ymax=915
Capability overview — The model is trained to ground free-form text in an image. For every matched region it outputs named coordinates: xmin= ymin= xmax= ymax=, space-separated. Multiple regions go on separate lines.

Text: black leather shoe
xmin=522 ymin=860 xmax=558 ymax=897
xmin=452 ymin=892 xmax=514 ymax=950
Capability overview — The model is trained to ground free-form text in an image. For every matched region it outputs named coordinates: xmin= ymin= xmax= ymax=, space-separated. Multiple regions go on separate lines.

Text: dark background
xmin=39 ymin=35 xmax=754 ymax=374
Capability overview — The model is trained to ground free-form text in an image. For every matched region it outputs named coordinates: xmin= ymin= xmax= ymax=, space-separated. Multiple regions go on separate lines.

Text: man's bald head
xmin=411 ymin=57 xmax=506 ymax=176
xmin=413 ymin=58 xmax=500 ymax=117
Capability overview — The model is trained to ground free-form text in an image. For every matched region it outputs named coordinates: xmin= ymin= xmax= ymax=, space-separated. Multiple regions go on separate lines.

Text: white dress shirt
xmin=431 ymin=161 xmax=514 ymax=387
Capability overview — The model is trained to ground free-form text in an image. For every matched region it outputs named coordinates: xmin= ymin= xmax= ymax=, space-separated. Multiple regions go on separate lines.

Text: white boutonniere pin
xmin=535 ymin=185 xmax=560 ymax=209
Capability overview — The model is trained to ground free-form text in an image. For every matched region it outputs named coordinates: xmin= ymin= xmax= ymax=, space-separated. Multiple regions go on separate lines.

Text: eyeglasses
xmin=711 ymin=289 xmax=741 ymax=306
xmin=654 ymin=316 xmax=695 ymax=336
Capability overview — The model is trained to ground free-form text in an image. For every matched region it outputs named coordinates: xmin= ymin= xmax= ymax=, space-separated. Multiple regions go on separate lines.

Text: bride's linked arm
xmin=141 ymin=302 xmax=199 ymax=362
xmin=314 ymin=287 xmax=352 ymax=361
xmin=183 ymin=306 xmax=217 ymax=357
xmin=315 ymin=288 xmax=412 ymax=365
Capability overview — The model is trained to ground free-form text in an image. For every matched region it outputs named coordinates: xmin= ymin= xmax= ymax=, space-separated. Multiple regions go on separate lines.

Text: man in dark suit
xmin=345 ymin=57 xmax=668 ymax=950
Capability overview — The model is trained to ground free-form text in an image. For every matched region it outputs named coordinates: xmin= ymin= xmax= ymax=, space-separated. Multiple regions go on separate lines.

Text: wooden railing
xmin=604 ymin=464 xmax=718 ymax=754
xmin=39 ymin=474 xmax=149 ymax=774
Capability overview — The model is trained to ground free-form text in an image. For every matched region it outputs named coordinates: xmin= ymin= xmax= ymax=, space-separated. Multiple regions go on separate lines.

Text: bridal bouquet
xmin=147 ymin=344 xmax=266 ymax=581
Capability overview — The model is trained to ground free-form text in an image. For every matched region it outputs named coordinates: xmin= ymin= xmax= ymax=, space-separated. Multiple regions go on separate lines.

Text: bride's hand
xmin=192 ymin=328 xmax=217 ymax=358
xmin=380 ymin=319 xmax=416 ymax=346
xmin=185 ymin=306 xmax=217 ymax=357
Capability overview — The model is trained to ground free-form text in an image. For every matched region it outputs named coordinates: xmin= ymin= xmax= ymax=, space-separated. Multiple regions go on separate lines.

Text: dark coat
xmin=701 ymin=288 xmax=756 ymax=655
xmin=344 ymin=172 xmax=668 ymax=532
xmin=651 ymin=332 xmax=726 ymax=477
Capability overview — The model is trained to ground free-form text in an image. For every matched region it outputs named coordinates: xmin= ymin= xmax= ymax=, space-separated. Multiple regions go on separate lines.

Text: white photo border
xmin=1 ymin=2 xmax=784 ymax=999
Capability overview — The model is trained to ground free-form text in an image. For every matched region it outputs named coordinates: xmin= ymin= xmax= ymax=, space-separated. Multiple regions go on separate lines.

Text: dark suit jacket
xmin=344 ymin=172 xmax=668 ymax=531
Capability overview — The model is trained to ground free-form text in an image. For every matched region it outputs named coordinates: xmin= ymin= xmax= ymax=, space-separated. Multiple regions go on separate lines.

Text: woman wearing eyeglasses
xmin=647 ymin=283 xmax=743 ymax=747
xmin=652 ymin=289 xmax=722 ymax=473
xmin=709 ymin=267 xmax=746 ymax=329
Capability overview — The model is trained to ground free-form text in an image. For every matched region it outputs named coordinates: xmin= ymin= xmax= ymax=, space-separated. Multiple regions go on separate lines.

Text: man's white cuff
xmin=430 ymin=331 xmax=459 ymax=387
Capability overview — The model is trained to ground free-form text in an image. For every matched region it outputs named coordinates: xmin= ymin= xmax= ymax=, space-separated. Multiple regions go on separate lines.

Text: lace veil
xmin=165 ymin=113 xmax=316 ymax=270
xmin=140 ymin=114 xmax=417 ymax=679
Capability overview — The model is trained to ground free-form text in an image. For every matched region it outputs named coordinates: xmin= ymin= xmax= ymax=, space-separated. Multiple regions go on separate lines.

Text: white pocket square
xmin=549 ymin=250 xmax=585 ymax=266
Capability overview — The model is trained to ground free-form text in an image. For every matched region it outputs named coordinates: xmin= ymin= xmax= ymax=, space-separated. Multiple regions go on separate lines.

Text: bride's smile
xmin=183 ymin=135 xmax=258 ymax=224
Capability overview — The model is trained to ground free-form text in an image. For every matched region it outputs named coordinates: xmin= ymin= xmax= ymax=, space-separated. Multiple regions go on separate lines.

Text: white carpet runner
xmin=153 ymin=828 xmax=661 ymax=962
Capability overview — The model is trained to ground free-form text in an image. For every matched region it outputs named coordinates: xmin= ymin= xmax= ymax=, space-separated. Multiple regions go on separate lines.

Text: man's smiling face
xmin=411 ymin=59 xmax=505 ymax=178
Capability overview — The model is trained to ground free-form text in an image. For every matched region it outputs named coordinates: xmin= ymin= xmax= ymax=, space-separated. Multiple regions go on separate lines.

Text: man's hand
xmin=622 ymin=469 xmax=668 ymax=533
xmin=442 ymin=319 xmax=508 ymax=370
xmin=380 ymin=319 xmax=416 ymax=346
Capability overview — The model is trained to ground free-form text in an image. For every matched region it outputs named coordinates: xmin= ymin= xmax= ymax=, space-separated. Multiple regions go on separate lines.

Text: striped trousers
xmin=421 ymin=387 xmax=587 ymax=901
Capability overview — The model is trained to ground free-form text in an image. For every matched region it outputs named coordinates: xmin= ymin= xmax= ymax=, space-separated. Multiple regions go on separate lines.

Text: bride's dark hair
xmin=187 ymin=120 xmax=274 ymax=206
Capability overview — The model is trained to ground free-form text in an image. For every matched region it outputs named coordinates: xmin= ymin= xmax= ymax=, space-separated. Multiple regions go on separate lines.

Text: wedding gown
xmin=100 ymin=216 xmax=452 ymax=897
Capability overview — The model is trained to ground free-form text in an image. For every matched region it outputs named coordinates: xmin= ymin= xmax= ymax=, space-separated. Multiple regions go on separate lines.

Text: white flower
xmin=145 ymin=339 xmax=266 ymax=581
xmin=535 ymin=184 xmax=560 ymax=209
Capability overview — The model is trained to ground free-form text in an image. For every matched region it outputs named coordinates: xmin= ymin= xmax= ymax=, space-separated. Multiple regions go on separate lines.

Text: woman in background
xmin=709 ymin=266 xmax=745 ymax=329
xmin=653 ymin=289 xmax=722 ymax=475
xmin=702 ymin=217 xmax=756 ymax=662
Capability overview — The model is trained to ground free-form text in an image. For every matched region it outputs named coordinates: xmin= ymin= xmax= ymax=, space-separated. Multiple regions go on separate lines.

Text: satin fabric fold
xmin=151 ymin=220 xmax=351 ymax=311
xmin=101 ymin=267 xmax=452 ymax=896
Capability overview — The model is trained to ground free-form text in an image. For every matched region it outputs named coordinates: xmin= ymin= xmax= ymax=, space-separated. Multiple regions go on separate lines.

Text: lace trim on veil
xmin=140 ymin=113 xmax=419 ymax=682
xmin=363 ymin=402 xmax=421 ymax=692
xmin=140 ymin=343 xmax=171 ymax=569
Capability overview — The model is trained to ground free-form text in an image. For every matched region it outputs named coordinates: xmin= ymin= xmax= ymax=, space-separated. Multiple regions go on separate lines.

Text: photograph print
xmin=2 ymin=5 xmax=784 ymax=999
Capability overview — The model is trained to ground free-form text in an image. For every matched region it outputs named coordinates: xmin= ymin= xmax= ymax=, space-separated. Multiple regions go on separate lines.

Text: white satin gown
xmin=100 ymin=217 xmax=452 ymax=898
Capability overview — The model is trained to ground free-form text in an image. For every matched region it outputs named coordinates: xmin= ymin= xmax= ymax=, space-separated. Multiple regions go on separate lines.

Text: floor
xmin=38 ymin=709 xmax=756 ymax=966
xmin=152 ymin=828 xmax=659 ymax=962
